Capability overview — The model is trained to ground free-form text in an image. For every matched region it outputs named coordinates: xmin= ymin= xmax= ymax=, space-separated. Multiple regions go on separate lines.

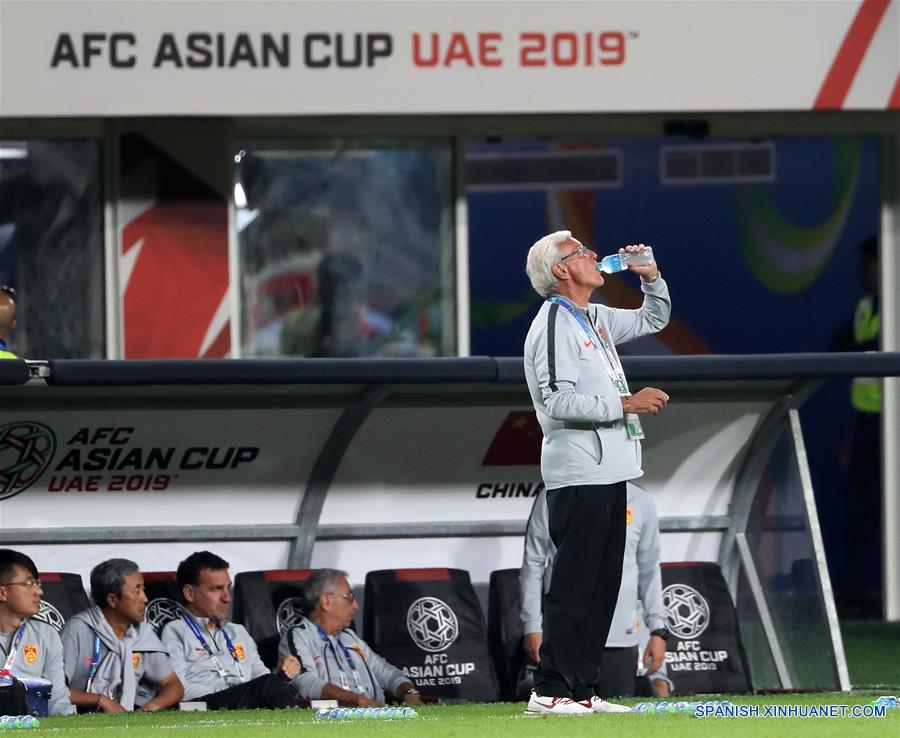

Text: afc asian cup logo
xmin=276 ymin=597 xmax=308 ymax=635
xmin=33 ymin=600 xmax=65 ymax=632
xmin=662 ymin=583 xmax=711 ymax=639
xmin=145 ymin=598 xmax=185 ymax=635
xmin=0 ymin=422 xmax=56 ymax=501
xmin=406 ymin=597 xmax=459 ymax=653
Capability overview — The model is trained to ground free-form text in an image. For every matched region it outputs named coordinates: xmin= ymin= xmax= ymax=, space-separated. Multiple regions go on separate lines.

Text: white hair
xmin=525 ymin=230 xmax=571 ymax=297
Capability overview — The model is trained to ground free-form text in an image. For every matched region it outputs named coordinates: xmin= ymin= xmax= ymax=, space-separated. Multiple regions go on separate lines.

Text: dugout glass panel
xmin=234 ymin=140 xmax=455 ymax=358
xmin=0 ymin=138 xmax=105 ymax=358
xmin=740 ymin=429 xmax=840 ymax=690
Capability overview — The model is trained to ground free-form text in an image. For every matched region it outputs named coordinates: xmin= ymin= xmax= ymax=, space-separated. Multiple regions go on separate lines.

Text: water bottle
xmin=596 ymin=246 xmax=654 ymax=274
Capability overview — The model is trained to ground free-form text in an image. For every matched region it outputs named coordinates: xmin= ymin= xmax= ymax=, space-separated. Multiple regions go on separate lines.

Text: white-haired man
xmin=278 ymin=569 xmax=421 ymax=706
xmin=522 ymin=231 xmax=670 ymax=715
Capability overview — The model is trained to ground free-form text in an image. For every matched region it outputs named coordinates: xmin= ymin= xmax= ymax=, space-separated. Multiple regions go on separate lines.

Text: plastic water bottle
xmin=873 ymin=695 xmax=898 ymax=709
xmin=596 ymin=246 xmax=654 ymax=274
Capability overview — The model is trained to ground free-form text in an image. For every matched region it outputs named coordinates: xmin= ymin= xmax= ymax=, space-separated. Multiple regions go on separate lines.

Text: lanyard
xmin=315 ymin=625 xmax=364 ymax=694
xmin=183 ymin=613 xmax=244 ymax=685
xmin=0 ymin=622 xmax=26 ymax=673
xmin=547 ymin=296 xmax=629 ymax=395
xmin=85 ymin=633 xmax=102 ymax=691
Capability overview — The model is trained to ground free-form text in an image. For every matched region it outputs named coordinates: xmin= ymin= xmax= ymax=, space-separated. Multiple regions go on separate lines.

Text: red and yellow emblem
xmin=133 ymin=653 xmax=141 ymax=670
xmin=234 ymin=643 xmax=246 ymax=661
xmin=22 ymin=645 xmax=38 ymax=664
xmin=626 ymin=506 xmax=633 ymax=525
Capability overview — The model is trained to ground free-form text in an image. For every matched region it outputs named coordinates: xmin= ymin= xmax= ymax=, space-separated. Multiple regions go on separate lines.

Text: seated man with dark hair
xmin=279 ymin=568 xmax=421 ymax=706
xmin=161 ymin=551 xmax=297 ymax=710
xmin=61 ymin=558 xmax=183 ymax=713
xmin=0 ymin=549 xmax=71 ymax=715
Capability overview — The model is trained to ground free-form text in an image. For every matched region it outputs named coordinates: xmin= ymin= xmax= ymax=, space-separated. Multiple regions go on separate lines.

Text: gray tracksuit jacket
xmin=161 ymin=617 xmax=269 ymax=701
xmin=62 ymin=606 xmax=175 ymax=709
xmin=0 ymin=618 xmax=72 ymax=716
xmin=523 ymin=278 xmax=670 ymax=488
xmin=279 ymin=618 xmax=409 ymax=702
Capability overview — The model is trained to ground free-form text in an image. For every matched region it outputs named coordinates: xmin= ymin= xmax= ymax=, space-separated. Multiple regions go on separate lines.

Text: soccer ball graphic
xmin=662 ymin=583 xmax=711 ymax=639
xmin=276 ymin=597 xmax=308 ymax=635
xmin=33 ymin=601 xmax=65 ymax=632
xmin=145 ymin=598 xmax=185 ymax=635
xmin=406 ymin=597 xmax=459 ymax=653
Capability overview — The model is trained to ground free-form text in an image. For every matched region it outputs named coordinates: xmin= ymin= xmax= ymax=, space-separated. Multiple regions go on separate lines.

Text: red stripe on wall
xmin=888 ymin=72 xmax=900 ymax=109
xmin=661 ymin=562 xmax=709 ymax=568
xmin=141 ymin=572 xmax=177 ymax=582
xmin=263 ymin=570 xmax=313 ymax=582
xmin=814 ymin=0 xmax=891 ymax=109
xmin=39 ymin=573 xmax=63 ymax=582
xmin=395 ymin=568 xmax=451 ymax=582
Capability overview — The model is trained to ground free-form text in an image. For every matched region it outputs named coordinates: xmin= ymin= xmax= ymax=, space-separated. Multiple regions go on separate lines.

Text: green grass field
xmin=30 ymin=696 xmax=898 ymax=738
xmin=21 ymin=621 xmax=900 ymax=737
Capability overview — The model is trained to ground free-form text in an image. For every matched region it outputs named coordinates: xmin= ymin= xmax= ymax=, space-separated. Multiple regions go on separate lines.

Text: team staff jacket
xmin=160 ymin=617 xmax=269 ymax=701
xmin=278 ymin=618 xmax=409 ymax=702
xmin=0 ymin=618 xmax=71 ymax=715
xmin=524 ymin=277 xmax=670 ymax=488
xmin=520 ymin=484 xmax=666 ymax=644
xmin=62 ymin=607 xmax=175 ymax=709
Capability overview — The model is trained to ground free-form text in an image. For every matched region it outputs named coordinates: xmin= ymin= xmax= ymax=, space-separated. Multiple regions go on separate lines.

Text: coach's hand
xmin=522 ymin=631 xmax=542 ymax=664
xmin=643 ymin=634 xmax=666 ymax=675
xmin=623 ymin=387 xmax=669 ymax=415
xmin=278 ymin=655 xmax=301 ymax=680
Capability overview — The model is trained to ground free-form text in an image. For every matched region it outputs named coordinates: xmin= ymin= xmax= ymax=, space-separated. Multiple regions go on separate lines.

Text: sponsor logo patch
xmin=406 ymin=597 xmax=459 ymax=653
xmin=33 ymin=601 xmax=65 ymax=632
xmin=276 ymin=597 xmax=306 ymax=635
xmin=0 ymin=422 xmax=56 ymax=500
xmin=663 ymin=583 xmax=711 ymax=639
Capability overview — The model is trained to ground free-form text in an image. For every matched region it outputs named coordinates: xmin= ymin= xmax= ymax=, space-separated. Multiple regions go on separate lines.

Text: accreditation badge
xmin=133 ymin=653 xmax=141 ymax=670
xmin=625 ymin=413 xmax=645 ymax=440
xmin=234 ymin=644 xmax=246 ymax=661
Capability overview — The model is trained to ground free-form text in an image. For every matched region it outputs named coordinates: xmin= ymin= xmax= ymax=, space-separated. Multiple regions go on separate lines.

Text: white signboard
xmin=1 ymin=0 xmax=897 ymax=116
xmin=0 ymin=410 xmax=337 ymax=528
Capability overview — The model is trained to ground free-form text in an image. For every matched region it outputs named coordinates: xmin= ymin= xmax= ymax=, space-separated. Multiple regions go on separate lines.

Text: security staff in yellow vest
xmin=831 ymin=236 xmax=881 ymax=616
xmin=0 ymin=286 xmax=17 ymax=359
xmin=850 ymin=237 xmax=880 ymax=412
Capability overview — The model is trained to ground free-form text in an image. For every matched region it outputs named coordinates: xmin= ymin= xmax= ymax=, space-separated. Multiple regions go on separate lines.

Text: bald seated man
xmin=0 ymin=287 xmax=16 ymax=358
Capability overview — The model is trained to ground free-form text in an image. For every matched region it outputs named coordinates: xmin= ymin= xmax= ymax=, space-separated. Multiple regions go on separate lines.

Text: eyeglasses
xmin=558 ymin=245 xmax=591 ymax=262
xmin=328 ymin=591 xmax=356 ymax=603
xmin=1 ymin=579 xmax=41 ymax=590
xmin=0 ymin=285 xmax=15 ymax=298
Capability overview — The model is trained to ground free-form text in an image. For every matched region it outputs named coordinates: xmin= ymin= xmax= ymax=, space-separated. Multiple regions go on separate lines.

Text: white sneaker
xmin=525 ymin=691 xmax=593 ymax=716
xmin=586 ymin=696 xmax=632 ymax=713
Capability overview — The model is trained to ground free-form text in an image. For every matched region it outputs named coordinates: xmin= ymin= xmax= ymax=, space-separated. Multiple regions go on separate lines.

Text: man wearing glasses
xmin=279 ymin=569 xmax=421 ymax=706
xmin=161 ymin=551 xmax=297 ymax=710
xmin=522 ymin=231 xmax=671 ymax=715
xmin=0 ymin=549 xmax=71 ymax=715
xmin=0 ymin=286 xmax=17 ymax=358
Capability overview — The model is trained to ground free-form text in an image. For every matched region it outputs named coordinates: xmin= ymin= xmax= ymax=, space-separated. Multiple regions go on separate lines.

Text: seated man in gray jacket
xmin=62 ymin=559 xmax=183 ymax=713
xmin=278 ymin=569 xmax=422 ymax=707
xmin=161 ymin=551 xmax=297 ymax=710
xmin=521 ymin=484 xmax=674 ymax=698
xmin=0 ymin=549 xmax=72 ymax=716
